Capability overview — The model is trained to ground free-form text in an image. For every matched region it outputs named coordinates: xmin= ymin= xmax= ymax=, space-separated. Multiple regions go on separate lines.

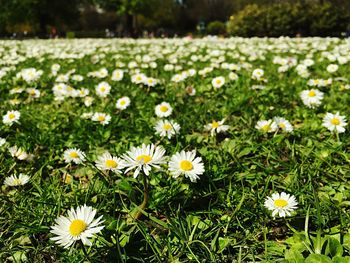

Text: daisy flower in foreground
xmin=9 ymin=146 xmax=28 ymax=160
xmin=273 ymin=117 xmax=293 ymax=133
xmin=255 ymin=119 xmax=278 ymax=133
xmin=264 ymin=192 xmax=298 ymax=218
xmin=95 ymin=81 xmax=111 ymax=98
xmin=155 ymin=102 xmax=173 ymax=118
xmin=122 ymin=144 xmax=166 ymax=178
xmin=116 ymin=96 xmax=131 ymax=110
xmin=95 ymin=152 xmax=125 ymax=173
xmin=300 ymin=89 xmax=324 ymax=108
xmin=154 ymin=119 xmax=180 ymax=139
xmin=91 ymin=112 xmax=111 ymax=125
xmin=4 ymin=174 xmax=30 ymax=186
xmin=3 ymin=110 xmax=20 ymax=125
xmin=63 ymin=148 xmax=85 ymax=164
xmin=205 ymin=119 xmax=230 ymax=136
xmin=168 ymin=150 xmax=205 ymax=183
xmin=322 ymin=112 xmax=347 ymax=133
xmin=111 ymin=69 xmax=124 ymax=81
xmin=50 ymin=205 xmax=104 ymax=248
xmin=211 ymin=76 xmax=225 ymax=89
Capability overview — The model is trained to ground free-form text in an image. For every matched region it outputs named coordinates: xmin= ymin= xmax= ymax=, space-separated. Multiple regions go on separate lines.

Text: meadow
xmin=1 ymin=37 xmax=350 ymax=262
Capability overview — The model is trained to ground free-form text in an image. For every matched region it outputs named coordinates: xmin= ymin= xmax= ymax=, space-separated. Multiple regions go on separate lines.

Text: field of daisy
xmin=1 ymin=37 xmax=350 ymax=262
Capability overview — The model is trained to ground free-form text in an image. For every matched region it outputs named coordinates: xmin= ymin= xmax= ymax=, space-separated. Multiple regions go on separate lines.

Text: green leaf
xmin=332 ymin=256 xmax=350 ymax=263
xmin=119 ymin=233 xmax=130 ymax=247
xmin=305 ymin=254 xmax=332 ymax=263
xmin=284 ymin=249 xmax=305 ymax=263
xmin=342 ymin=233 xmax=350 ymax=251
xmin=326 ymin=238 xmax=343 ymax=258
xmin=218 ymin=237 xmax=230 ymax=253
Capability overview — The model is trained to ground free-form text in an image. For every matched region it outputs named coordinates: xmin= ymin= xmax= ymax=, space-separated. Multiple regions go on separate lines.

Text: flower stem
xmin=129 ymin=173 xmax=149 ymax=222
xmin=80 ymin=240 xmax=90 ymax=260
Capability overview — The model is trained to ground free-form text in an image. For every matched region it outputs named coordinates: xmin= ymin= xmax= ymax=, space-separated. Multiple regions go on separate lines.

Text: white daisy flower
xmin=322 ymin=112 xmax=347 ymax=133
xmin=144 ymin=77 xmax=158 ymax=87
xmin=4 ymin=173 xmax=30 ymax=186
xmin=168 ymin=150 xmax=205 ymax=183
xmin=122 ymin=143 xmax=166 ymax=178
xmin=204 ymin=119 xmax=230 ymax=136
xmin=77 ymin=88 xmax=89 ymax=98
xmin=154 ymin=119 xmax=180 ymax=139
xmin=155 ymin=102 xmax=173 ymax=118
xmin=111 ymin=69 xmax=124 ymax=81
xmin=81 ymin=112 xmax=93 ymax=119
xmin=131 ymin=73 xmax=146 ymax=84
xmin=116 ymin=96 xmax=131 ymax=110
xmin=10 ymin=87 xmax=24 ymax=94
xmin=9 ymin=146 xmax=28 ymax=160
xmin=264 ymin=192 xmax=298 ymax=218
xmin=71 ymin=75 xmax=84 ymax=82
xmin=95 ymin=152 xmax=125 ymax=173
xmin=50 ymin=205 xmax=104 ymax=248
xmin=252 ymin=68 xmax=264 ymax=80
xmin=96 ymin=82 xmax=111 ymax=98
xmin=327 ymin=64 xmax=338 ymax=73
xmin=26 ymin=88 xmax=41 ymax=98
xmin=91 ymin=112 xmax=111 ymax=125
xmin=84 ymin=96 xmax=94 ymax=107
xmin=20 ymin=68 xmax=43 ymax=83
xmin=63 ymin=148 xmax=85 ymax=164
xmin=300 ymin=89 xmax=324 ymax=108
xmin=228 ymin=72 xmax=238 ymax=81
xmin=255 ymin=120 xmax=278 ymax=133
xmin=273 ymin=117 xmax=293 ymax=133
xmin=211 ymin=76 xmax=225 ymax=89
xmin=3 ymin=110 xmax=20 ymax=125
xmin=0 ymin=137 xmax=6 ymax=147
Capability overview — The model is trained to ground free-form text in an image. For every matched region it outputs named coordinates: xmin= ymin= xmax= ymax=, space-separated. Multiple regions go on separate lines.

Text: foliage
xmin=206 ymin=21 xmax=226 ymax=35
xmin=227 ymin=2 xmax=350 ymax=37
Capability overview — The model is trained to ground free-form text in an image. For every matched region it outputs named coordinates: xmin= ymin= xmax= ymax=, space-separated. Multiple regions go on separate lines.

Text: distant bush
xmin=227 ymin=2 xmax=350 ymax=37
xmin=207 ymin=21 xmax=226 ymax=35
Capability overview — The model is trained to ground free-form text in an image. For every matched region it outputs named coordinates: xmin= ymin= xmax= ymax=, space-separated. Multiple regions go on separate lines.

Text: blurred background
xmin=1 ymin=0 xmax=350 ymax=38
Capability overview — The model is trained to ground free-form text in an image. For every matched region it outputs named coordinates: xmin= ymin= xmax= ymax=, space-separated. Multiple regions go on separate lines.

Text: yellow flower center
xmin=261 ymin=124 xmax=270 ymax=132
xmin=8 ymin=113 xmax=15 ymax=119
xmin=308 ymin=90 xmax=316 ymax=97
xmin=69 ymin=152 xmax=79 ymax=158
xmin=105 ymin=159 xmax=118 ymax=168
xmin=180 ymin=160 xmax=193 ymax=171
xmin=13 ymin=178 xmax=22 ymax=185
xmin=163 ymin=123 xmax=172 ymax=130
xmin=216 ymin=79 xmax=222 ymax=85
xmin=212 ymin=121 xmax=220 ymax=128
xmin=100 ymin=87 xmax=106 ymax=92
xmin=98 ymin=115 xmax=105 ymax=122
xmin=136 ymin=154 xmax=152 ymax=163
xmin=279 ymin=123 xmax=286 ymax=129
xmin=331 ymin=117 xmax=340 ymax=125
xmin=120 ymin=100 xmax=126 ymax=106
xmin=69 ymin=219 xmax=87 ymax=236
xmin=160 ymin=105 xmax=168 ymax=112
xmin=274 ymin=199 xmax=288 ymax=208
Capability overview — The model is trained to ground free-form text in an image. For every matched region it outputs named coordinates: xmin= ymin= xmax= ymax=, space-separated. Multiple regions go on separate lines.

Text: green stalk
xmin=129 ymin=173 xmax=149 ymax=222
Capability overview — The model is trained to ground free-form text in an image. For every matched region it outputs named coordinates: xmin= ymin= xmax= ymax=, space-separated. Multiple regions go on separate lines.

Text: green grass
xmin=1 ymin=37 xmax=350 ymax=262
